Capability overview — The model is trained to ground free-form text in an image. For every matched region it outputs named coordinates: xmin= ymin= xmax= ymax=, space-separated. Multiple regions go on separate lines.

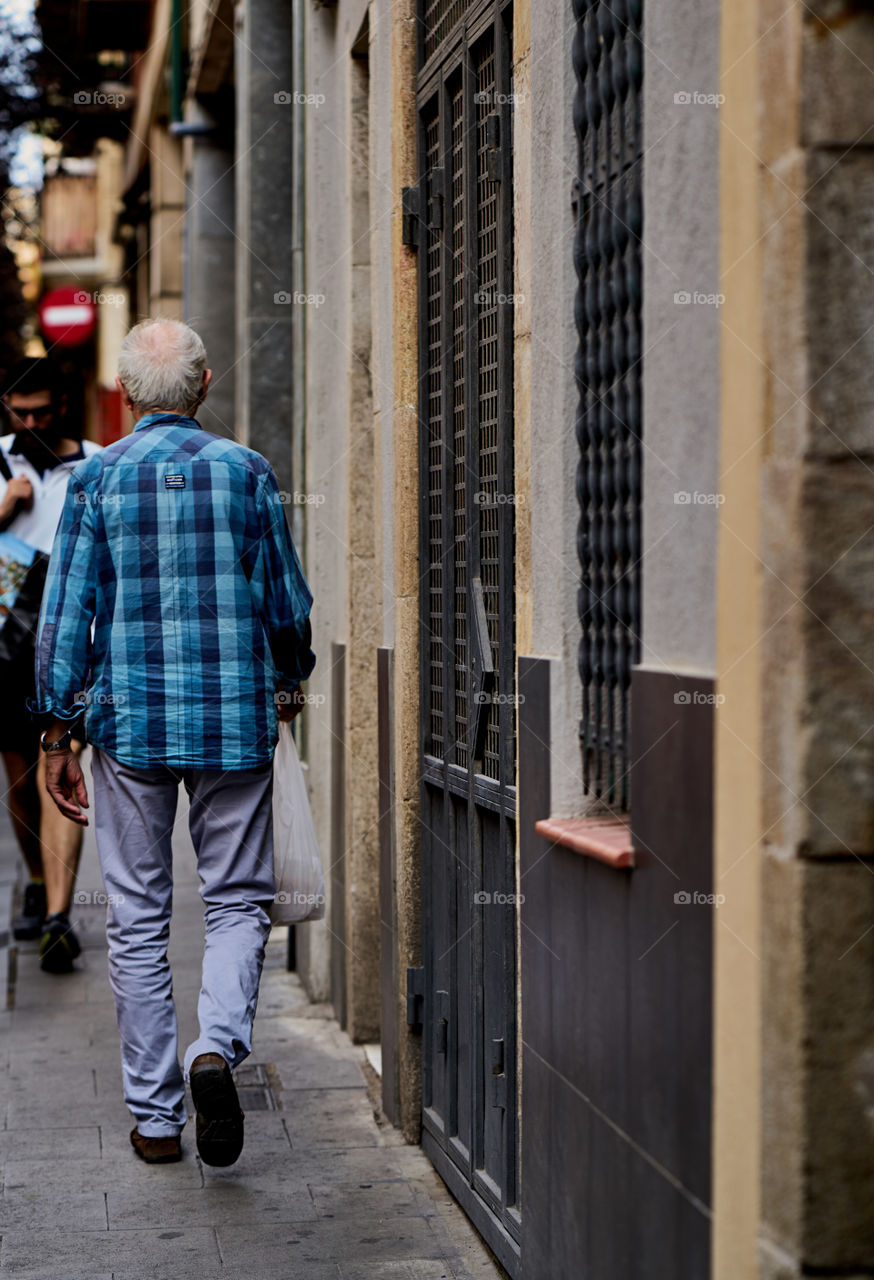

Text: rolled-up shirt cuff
xmin=26 ymin=695 xmax=87 ymax=724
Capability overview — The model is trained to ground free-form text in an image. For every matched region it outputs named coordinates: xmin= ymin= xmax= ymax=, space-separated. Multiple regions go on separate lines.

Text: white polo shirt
xmin=0 ymin=434 xmax=103 ymax=554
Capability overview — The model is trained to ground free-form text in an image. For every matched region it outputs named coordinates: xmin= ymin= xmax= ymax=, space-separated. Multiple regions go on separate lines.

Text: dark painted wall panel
xmin=583 ymin=857 xmax=631 ymax=1131
xmin=631 ymin=669 xmax=714 ymax=1204
xmin=519 ymin=657 xmax=713 ymax=1279
xmin=587 ymin=1107 xmax=633 ymax=1276
xmin=630 ymin=1142 xmax=682 ymax=1280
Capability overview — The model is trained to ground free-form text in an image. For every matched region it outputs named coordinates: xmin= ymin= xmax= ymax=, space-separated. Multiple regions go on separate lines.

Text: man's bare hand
xmin=276 ymin=687 xmax=307 ymax=722
xmin=44 ymin=750 xmax=90 ymax=825
xmin=0 ymin=475 xmax=33 ymax=521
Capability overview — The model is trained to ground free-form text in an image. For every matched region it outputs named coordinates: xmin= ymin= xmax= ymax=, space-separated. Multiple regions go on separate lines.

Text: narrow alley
xmin=0 ymin=756 xmax=506 ymax=1280
xmin=1 ymin=0 xmax=872 ymax=1274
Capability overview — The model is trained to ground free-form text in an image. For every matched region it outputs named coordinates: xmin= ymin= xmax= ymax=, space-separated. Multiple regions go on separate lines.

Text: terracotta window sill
xmin=534 ymin=815 xmax=635 ymax=869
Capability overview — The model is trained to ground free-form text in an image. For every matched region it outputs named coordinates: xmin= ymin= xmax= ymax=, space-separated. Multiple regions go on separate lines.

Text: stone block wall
xmin=757 ymin=2 xmax=874 ymax=1274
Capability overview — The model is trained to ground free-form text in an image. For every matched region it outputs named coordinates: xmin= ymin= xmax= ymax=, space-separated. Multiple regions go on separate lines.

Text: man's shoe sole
xmin=189 ymin=1058 xmax=244 ymax=1167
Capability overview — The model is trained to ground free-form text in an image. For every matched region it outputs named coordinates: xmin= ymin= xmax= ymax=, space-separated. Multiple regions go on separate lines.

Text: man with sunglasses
xmin=0 ymin=357 xmax=101 ymax=970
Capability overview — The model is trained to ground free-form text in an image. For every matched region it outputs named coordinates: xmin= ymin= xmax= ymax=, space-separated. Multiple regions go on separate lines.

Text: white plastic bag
xmin=270 ymin=722 xmax=326 ymax=924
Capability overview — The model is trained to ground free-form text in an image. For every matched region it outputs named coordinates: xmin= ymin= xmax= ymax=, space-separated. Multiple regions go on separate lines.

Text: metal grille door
xmin=414 ymin=1 xmax=519 ymax=1271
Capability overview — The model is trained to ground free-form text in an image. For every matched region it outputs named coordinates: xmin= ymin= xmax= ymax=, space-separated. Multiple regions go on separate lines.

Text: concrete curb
xmin=0 ymin=827 xmax=21 ymax=1009
xmin=0 ymin=879 xmax=12 ymax=947
xmin=0 ymin=883 xmax=13 ymax=1010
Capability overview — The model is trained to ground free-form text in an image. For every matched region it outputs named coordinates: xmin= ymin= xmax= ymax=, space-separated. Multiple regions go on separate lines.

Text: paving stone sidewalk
xmin=0 ymin=750 xmax=507 ymax=1280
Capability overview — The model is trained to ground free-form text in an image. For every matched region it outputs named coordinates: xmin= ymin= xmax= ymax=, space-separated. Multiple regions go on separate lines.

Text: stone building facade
xmin=45 ymin=0 xmax=874 ymax=1275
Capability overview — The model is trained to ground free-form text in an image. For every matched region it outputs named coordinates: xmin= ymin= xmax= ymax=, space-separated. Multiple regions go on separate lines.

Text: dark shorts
xmin=0 ymin=649 xmax=86 ymax=756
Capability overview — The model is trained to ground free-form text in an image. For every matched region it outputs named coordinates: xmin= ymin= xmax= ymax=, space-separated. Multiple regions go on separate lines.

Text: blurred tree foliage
xmin=0 ymin=0 xmax=42 ymax=379
xmin=0 ymin=1 xmax=42 ymax=188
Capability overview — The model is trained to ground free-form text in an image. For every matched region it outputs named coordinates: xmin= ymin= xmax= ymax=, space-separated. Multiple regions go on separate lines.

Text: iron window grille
xmin=573 ymin=0 xmax=643 ymax=810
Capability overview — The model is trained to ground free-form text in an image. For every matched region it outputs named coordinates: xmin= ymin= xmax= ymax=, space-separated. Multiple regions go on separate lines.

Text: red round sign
xmin=38 ymin=287 xmax=97 ymax=347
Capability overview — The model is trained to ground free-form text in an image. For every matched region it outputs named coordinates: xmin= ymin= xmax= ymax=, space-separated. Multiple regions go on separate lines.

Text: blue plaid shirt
xmin=31 ymin=413 xmax=316 ymax=770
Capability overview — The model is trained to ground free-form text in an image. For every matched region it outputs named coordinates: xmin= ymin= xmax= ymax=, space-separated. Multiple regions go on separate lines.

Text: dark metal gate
xmin=411 ymin=1 xmax=520 ymax=1272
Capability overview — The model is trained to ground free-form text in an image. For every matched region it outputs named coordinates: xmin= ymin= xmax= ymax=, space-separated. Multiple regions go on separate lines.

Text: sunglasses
xmin=7 ymin=403 xmax=54 ymax=422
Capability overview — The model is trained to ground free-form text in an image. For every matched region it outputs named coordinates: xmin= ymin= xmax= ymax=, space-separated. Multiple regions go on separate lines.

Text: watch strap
xmin=40 ymin=728 xmax=74 ymax=753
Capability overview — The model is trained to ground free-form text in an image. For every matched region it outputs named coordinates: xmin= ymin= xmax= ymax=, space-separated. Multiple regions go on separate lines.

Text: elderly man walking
xmin=31 ymin=319 xmax=316 ymax=1166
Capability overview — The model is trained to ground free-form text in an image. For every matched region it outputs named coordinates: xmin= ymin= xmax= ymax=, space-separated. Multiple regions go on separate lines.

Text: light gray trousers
xmin=90 ymin=746 xmax=275 ymax=1138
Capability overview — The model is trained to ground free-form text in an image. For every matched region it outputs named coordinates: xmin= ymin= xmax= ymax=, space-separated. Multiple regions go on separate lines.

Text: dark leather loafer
xmin=130 ymin=1127 xmax=182 ymax=1163
xmin=189 ymin=1052 xmax=244 ymax=1167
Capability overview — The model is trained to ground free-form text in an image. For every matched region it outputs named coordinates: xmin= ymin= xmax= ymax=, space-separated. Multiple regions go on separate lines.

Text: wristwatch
xmin=40 ymin=727 xmax=75 ymax=753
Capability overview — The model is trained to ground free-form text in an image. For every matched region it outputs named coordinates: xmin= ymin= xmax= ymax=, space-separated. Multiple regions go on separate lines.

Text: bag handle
xmin=0 ymin=447 xmax=13 ymax=483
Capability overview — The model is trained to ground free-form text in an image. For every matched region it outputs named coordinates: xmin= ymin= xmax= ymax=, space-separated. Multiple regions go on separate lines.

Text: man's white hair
xmin=117 ymin=319 xmax=207 ymax=414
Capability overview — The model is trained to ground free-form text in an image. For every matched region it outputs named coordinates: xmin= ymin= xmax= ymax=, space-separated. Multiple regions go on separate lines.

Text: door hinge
xmin=490 ymin=1037 xmax=507 ymax=1111
xmin=406 ymin=965 xmax=425 ymax=1031
xmin=401 ymin=185 xmax=420 ymax=248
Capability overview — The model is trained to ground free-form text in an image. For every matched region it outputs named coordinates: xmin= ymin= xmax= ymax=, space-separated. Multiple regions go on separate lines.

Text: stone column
xmin=389 ymin=0 xmax=422 ymax=1144
xmin=342 ymin=41 xmax=381 ymax=1045
xmin=234 ymin=0 xmax=294 ymax=486
xmin=148 ymin=127 xmax=185 ymax=320
xmin=716 ymin=2 xmax=874 ymax=1276
xmin=756 ymin=4 xmax=874 ymax=1276
xmin=183 ymin=105 xmax=237 ymax=438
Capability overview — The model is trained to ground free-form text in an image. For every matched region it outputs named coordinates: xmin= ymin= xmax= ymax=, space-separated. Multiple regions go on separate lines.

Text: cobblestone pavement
xmin=0 ymin=751 xmax=507 ymax=1280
